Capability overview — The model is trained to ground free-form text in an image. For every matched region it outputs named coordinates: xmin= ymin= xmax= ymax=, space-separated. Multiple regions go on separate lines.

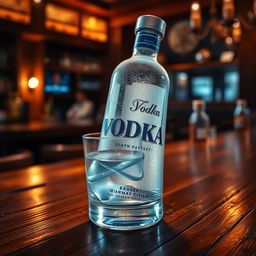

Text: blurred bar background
xmin=0 ymin=0 xmax=256 ymax=169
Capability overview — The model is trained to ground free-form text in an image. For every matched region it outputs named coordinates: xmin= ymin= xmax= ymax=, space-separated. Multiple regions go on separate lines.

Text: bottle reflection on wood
xmin=189 ymin=100 xmax=210 ymax=143
xmin=234 ymin=99 xmax=250 ymax=131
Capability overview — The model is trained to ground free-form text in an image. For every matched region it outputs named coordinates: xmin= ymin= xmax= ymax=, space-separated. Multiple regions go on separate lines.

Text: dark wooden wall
xmin=237 ymin=0 xmax=256 ymax=108
xmin=17 ymin=38 xmax=44 ymax=120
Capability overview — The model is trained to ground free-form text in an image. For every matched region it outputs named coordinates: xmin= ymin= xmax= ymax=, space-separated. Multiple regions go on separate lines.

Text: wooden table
xmin=0 ymin=129 xmax=255 ymax=255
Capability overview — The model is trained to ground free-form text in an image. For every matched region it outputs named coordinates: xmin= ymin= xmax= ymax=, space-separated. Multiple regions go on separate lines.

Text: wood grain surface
xmin=0 ymin=129 xmax=255 ymax=255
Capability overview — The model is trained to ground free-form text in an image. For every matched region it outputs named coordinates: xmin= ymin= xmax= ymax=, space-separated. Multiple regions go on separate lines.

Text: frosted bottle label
xmin=196 ymin=128 xmax=207 ymax=139
xmin=102 ymin=82 xmax=165 ymax=192
xmin=234 ymin=116 xmax=246 ymax=130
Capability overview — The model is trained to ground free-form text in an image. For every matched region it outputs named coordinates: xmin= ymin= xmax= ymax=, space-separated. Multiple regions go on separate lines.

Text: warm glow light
xmin=190 ymin=2 xmax=202 ymax=30
xmin=192 ymin=2 xmax=200 ymax=10
xmin=225 ymin=36 xmax=233 ymax=46
xmin=45 ymin=4 xmax=79 ymax=36
xmin=0 ymin=8 xmax=30 ymax=24
xmin=34 ymin=0 xmax=42 ymax=3
xmin=28 ymin=77 xmax=39 ymax=89
xmin=88 ymin=16 xmax=97 ymax=26
xmin=232 ymin=20 xmax=242 ymax=43
xmin=29 ymin=166 xmax=44 ymax=185
xmin=232 ymin=21 xmax=242 ymax=43
xmin=222 ymin=0 xmax=235 ymax=21
xmin=81 ymin=15 xmax=108 ymax=42
xmin=233 ymin=21 xmax=240 ymax=28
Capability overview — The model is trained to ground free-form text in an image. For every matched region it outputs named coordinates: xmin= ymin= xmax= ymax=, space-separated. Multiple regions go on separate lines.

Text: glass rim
xmin=82 ymin=132 xmax=142 ymax=141
xmin=82 ymin=132 xmax=101 ymax=140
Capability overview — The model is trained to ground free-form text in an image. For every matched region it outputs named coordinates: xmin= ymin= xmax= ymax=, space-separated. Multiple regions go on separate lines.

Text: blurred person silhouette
xmin=66 ymin=90 xmax=94 ymax=120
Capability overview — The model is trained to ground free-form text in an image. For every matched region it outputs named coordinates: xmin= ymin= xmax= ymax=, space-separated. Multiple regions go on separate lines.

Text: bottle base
xmin=88 ymin=198 xmax=163 ymax=231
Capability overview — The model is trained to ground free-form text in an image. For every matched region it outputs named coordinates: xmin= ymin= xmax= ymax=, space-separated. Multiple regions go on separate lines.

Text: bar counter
xmin=0 ymin=120 xmax=101 ymax=157
xmin=0 ymin=120 xmax=101 ymax=140
xmin=0 ymin=129 xmax=255 ymax=255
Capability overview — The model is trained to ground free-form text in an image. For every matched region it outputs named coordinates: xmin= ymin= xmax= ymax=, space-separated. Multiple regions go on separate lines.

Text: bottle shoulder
xmin=234 ymin=107 xmax=250 ymax=116
xmin=112 ymin=56 xmax=170 ymax=89
xmin=189 ymin=112 xmax=209 ymax=123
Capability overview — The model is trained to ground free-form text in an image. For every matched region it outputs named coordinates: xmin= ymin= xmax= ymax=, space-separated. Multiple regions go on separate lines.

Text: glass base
xmin=89 ymin=198 xmax=163 ymax=231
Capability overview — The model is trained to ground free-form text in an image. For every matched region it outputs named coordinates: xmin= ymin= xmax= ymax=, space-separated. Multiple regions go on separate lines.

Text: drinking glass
xmin=82 ymin=133 xmax=162 ymax=230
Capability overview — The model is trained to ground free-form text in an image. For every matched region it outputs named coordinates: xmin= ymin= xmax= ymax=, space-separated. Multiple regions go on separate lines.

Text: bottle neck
xmin=237 ymin=103 xmax=246 ymax=110
xmin=194 ymin=109 xmax=205 ymax=115
xmin=132 ymin=29 xmax=161 ymax=59
xmin=193 ymin=105 xmax=205 ymax=113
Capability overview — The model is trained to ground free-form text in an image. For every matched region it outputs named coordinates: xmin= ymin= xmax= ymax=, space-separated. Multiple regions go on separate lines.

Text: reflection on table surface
xmin=0 ymin=128 xmax=255 ymax=255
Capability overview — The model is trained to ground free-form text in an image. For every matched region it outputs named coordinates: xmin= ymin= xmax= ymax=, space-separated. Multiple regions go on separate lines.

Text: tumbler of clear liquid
xmin=82 ymin=133 xmax=161 ymax=230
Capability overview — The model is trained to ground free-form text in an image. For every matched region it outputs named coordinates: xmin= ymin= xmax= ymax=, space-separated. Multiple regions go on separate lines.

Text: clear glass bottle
xmin=89 ymin=15 xmax=170 ymax=230
xmin=189 ymin=100 xmax=210 ymax=143
xmin=234 ymin=99 xmax=250 ymax=131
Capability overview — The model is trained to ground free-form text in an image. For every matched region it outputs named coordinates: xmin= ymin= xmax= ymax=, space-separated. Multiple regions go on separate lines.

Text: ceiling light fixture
xmin=189 ymin=0 xmax=256 ymax=45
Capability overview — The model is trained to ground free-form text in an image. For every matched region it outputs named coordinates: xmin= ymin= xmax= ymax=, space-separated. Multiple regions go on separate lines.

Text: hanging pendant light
xmin=190 ymin=2 xmax=202 ymax=31
xmin=232 ymin=20 xmax=242 ymax=43
xmin=222 ymin=0 xmax=235 ymax=22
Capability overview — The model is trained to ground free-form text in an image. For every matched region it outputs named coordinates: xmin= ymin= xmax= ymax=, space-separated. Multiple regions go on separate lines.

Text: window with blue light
xmin=224 ymin=71 xmax=239 ymax=101
xmin=191 ymin=76 xmax=213 ymax=101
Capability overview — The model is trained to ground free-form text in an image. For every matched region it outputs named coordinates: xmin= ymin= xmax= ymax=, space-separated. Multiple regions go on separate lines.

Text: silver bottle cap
xmin=135 ymin=15 xmax=166 ymax=39
xmin=193 ymin=100 xmax=206 ymax=111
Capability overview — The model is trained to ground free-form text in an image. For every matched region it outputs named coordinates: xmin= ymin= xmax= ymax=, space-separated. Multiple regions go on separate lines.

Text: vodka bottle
xmin=189 ymin=100 xmax=210 ymax=143
xmin=98 ymin=15 xmax=170 ymax=229
xmin=234 ymin=99 xmax=250 ymax=131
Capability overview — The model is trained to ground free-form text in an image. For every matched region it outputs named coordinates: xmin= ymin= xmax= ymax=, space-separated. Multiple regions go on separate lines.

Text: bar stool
xmin=40 ymin=144 xmax=83 ymax=163
xmin=0 ymin=150 xmax=33 ymax=172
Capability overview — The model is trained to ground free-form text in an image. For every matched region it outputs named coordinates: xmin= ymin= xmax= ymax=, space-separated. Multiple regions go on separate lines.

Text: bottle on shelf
xmin=60 ymin=51 xmax=71 ymax=68
xmin=44 ymin=96 xmax=54 ymax=118
xmin=234 ymin=99 xmax=250 ymax=131
xmin=91 ymin=15 xmax=170 ymax=229
xmin=189 ymin=100 xmax=210 ymax=143
xmin=8 ymin=92 xmax=24 ymax=120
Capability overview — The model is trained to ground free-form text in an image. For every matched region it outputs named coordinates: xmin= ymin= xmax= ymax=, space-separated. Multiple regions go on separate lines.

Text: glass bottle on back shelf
xmin=189 ymin=100 xmax=210 ymax=143
xmin=87 ymin=15 xmax=170 ymax=230
xmin=234 ymin=99 xmax=250 ymax=131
